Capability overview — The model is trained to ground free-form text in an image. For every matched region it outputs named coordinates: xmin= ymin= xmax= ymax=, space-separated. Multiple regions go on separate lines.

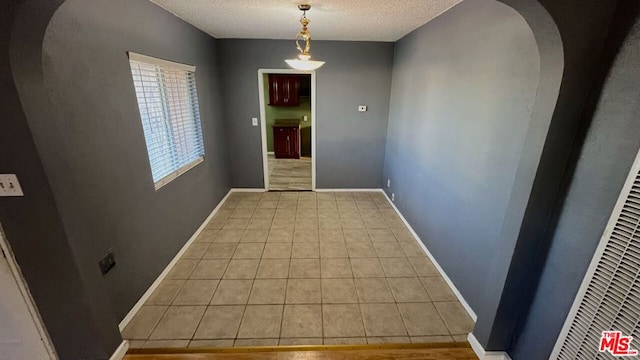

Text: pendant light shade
xmin=285 ymin=4 xmax=325 ymax=71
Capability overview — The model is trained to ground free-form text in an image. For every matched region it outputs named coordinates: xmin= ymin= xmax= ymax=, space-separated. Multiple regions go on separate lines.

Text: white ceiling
xmin=151 ymin=0 xmax=462 ymax=42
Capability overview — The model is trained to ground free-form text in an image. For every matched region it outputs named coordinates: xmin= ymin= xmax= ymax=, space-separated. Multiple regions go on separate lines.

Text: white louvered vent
xmin=552 ymin=151 xmax=640 ymax=359
xmin=128 ymin=52 xmax=205 ymax=190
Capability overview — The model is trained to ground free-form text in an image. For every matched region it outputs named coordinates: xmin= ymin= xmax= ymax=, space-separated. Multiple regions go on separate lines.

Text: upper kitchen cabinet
xmin=268 ymin=74 xmax=300 ymax=106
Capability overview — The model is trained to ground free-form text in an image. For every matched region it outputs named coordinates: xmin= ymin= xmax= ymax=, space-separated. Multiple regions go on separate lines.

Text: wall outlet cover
xmin=251 ymin=117 xmax=259 ymax=126
xmin=0 ymin=174 xmax=24 ymax=197
xmin=358 ymin=105 xmax=367 ymax=112
xmin=387 ymin=179 xmax=391 ymax=187
xmin=98 ymin=250 xmax=116 ymax=275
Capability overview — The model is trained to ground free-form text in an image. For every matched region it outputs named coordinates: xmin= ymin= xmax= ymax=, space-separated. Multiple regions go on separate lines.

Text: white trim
xmin=380 ymin=190 xmax=478 ymax=322
xmin=257 ymin=69 xmax=317 ymax=192
xmin=550 ymin=146 xmax=640 ymax=359
xmin=109 ymin=340 xmax=129 ymax=360
xmin=468 ymin=333 xmax=512 ymax=360
xmin=0 ymin=223 xmax=58 ymax=359
xmin=128 ymin=52 xmax=195 ymax=72
xmin=267 ymin=151 xmax=275 ymax=155
xmin=230 ymin=188 xmax=266 ymax=193
xmin=315 ymin=189 xmax=383 ymax=192
xmin=118 ymin=189 xmax=233 ymax=331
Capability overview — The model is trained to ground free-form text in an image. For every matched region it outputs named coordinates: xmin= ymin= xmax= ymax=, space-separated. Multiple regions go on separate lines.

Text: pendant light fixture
xmin=285 ymin=4 xmax=325 ymax=71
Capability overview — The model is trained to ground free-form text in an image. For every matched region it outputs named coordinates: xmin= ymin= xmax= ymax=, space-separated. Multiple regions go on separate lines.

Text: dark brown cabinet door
xmin=268 ymin=75 xmax=300 ymax=106
xmin=273 ymin=126 xmax=300 ymax=159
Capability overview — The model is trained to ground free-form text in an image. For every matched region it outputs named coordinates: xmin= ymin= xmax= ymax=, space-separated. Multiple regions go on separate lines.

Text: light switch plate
xmin=358 ymin=105 xmax=367 ymax=112
xmin=0 ymin=174 xmax=24 ymax=197
xmin=252 ymin=117 xmax=259 ymax=126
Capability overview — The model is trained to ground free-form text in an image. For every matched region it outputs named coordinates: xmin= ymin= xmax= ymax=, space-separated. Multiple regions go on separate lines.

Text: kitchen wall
xmin=10 ymin=0 xmax=231 ymax=338
xmin=263 ymin=74 xmax=312 ymax=156
xmin=219 ymin=40 xmax=394 ymax=189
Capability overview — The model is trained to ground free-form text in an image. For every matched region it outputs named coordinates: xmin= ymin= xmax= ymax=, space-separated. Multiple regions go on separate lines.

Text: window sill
xmin=154 ymin=156 xmax=204 ymax=191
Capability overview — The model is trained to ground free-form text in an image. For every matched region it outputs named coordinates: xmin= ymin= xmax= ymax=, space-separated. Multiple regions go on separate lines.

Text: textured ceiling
xmin=150 ymin=0 xmax=462 ymax=42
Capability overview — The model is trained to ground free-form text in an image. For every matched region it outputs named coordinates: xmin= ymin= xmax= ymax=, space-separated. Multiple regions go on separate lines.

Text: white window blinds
xmin=128 ymin=52 xmax=205 ymax=189
xmin=552 ymin=149 xmax=640 ymax=359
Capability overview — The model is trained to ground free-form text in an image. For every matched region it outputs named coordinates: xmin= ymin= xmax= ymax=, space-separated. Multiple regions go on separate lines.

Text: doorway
xmin=258 ymin=69 xmax=316 ymax=191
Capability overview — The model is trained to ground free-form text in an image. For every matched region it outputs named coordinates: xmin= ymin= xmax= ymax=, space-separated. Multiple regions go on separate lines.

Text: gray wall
xmin=11 ymin=0 xmax=231 ymax=332
xmin=511 ymin=4 xmax=640 ymax=359
xmin=218 ymin=39 xmax=393 ymax=189
xmin=383 ymin=0 xmax=540 ymax=342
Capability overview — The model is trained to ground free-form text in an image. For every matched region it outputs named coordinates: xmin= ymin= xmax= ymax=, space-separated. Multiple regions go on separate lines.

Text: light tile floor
xmin=268 ymin=154 xmax=311 ymax=191
xmin=123 ymin=191 xmax=474 ymax=349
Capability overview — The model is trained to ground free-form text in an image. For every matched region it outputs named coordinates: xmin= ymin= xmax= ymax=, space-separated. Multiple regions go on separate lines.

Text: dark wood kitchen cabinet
xmin=273 ymin=124 xmax=300 ymax=159
xmin=268 ymin=75 xmax=300 ymax=106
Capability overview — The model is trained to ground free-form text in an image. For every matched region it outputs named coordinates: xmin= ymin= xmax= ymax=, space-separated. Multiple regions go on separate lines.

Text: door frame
xmin=257 ymin=69 xmax=317 ymax=191
xmin=0 ymin=223 xmax=57 ymax=359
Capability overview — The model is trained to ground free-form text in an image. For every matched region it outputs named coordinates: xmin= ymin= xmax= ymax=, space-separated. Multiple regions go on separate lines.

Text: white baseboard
xmin=230 ymin=188 xmax=266 ymax=193
xmin=109 ymin=340 xmax=129 ymax=360
xmin=468 ymin=333 xmax=512 ymax=360
xmin=118 ymin=190 xmax=233 ymax=331
xmin=267 ymin=151 xmax=275 ymax=155
xmin=380 ymin=190 xmax=478 ymax=322
xmin=315 ymin=188 xmax=383 ymax=192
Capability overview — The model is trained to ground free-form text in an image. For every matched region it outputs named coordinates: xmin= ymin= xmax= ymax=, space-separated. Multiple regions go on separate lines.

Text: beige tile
xmin=193 ymin=305 xmax=244 ymax=339
xmin=346 ymin=241 xmax=377 ymax=258
xmin=189 ymin=339 xmax=235 ymax=348
xmin=182 ymin=243 xmax=211 ymax=260
xmin=257 ymin=201 xmax=278 ymax=210
xmin=322 ymin=304 xmax=365 ymax=337
xmin=246 ymin=218 xmax=273 ymax=230
xmin=453 ymin=334 xmax=469 ymax=342
xmin=411 ymin=335 xmax=454 ymax=343
xmin=143 ymin=340 xmax=190 ymax=348
xmin=385 ymin=217 xmax=406 ymax=228
xmin=122 ymin=306 xmax=168 ymax=340
xmin=292 ymin=242 xmax=319 ymax=258
xmin=214 ymin=229 xmax=244 ymax=243
xmin=408 ymin=257 xmax=439 ymax=276
xmin=398 ymin=303 xmax=450 ymax=336
xmin=279 ymin=338 xmax=323 ymax=345
xmin=274 ymin=208 xmax=296 ymax=220
xmin=241 ymin=229 xmax=269 ymax=243
xmin=324 ymin=338 xmax=367 ymax=345
xmin=205 ymin=218 xmax=226 ymax=231
xmin=368 ymin=229 xmax=396 ymax=242
xmin=367 ymin=337 xmax=410 ymax=344
xmin=210 ymin=280 xmax=253 ymax=305
xmin=296 ymin=208 xmax=318 ymax=219
xmin=286 ymin=279 xmax=321 ymax=304
xmin=191 ymin=260 xmax=229 ymax=279
xmin=234 ymin=338 xmax=279 ymax=347
xmin=387 ymin=277 xmax=431 ymax=302
xmin=319 ymin=218 xmax=342 ymax=230
xmin=256 ymin=259 xmax=290 ymax=279
xmin=237 ymin=305 xmax=283 ymax=338
xmin=380 ymin=258 xmax=416 ymax=277
xmin=248 ymin=279 xmax=287 ymax=304
xmin=350 ymin=258 xmax=385 ymax=277
xmin=293 ymin=229 xmax=319 ymax=242
xmin=399 ymin=241 xmax=425 ymax=257
xmin=252 ymin=208 xmax=276 ymax=219
xmin=322 ymin=278 xmax=358 ymax=304
xmin=297 ymin=200 xmax=317 ymax=209
xmin=334 ymin=192 xmax=353 ymax=200
xmin=196 ymin=230 xmax=219 ymax=242
xmin=320 ymin=242 xmax=348 ymax=258
xmin=263 ymin=243 xmax=292 ymax=259
xmin=289 ymin=259 xmax=320 ymax=278
xmin=316 ymin=193 xmax=335 ymax=201
xmin=173 ymin=280 xmax=219 ymax=305
xmin=223 ymin=260 xmax=259 ymax=279
xmin=354 ymin=278 xmax=395 ymax=303
xmin=319 ymin=229 xmax=344 ymax=242
xmin=147 ymin=280 xmax=185 ymax=305
xmin=202 ymin=243 xmax=237 ymax=259
xmin=321 ymin=258 xmax=353 ymax=278
xmin=341 ymin=218 xmax=365 ymax=229
xmin=223 ymin=218 xmax=249 ymax=230
xmin=281 ymin=305 xmax=322 ymax=338
xmin=364 ymin=217 xmax=389 ymax=229
xmin=230 ymin=207 xmax=254 ymax=219
xmin=149 ymin=306 xmax=206 ymax=340
xmin=267 ymin=229 xmax=293 ymax=242
xmin=128 ymin=340 xmax=146 ymax=349
xmin=343 ymin=229 xmax=370 ymax=242
xmin=420 ymin=277 xmax=457 ymax=301
xmin=166 ymin=259 xmax=198 ymax=279
xmin=232 ymin=243 xmax=265 ymax=259
xmin=391 ymin=228 xmax=414 ymax=242
xmin=360 ymin=304 xmax=407 ymax=337
xmin=373 ymin=242 xmax=405 ymax=258
xmin=434 ymin=302 xmax=475 ymax=335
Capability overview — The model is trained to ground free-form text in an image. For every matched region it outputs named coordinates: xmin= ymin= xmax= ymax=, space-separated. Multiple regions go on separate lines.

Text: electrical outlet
xmin=387 ymin=179 xmax=391 ymax=188
xmin=98 ymin=249 xmax=116 ymax=275
xmin=251 ymin=117 xmax=259 ymax=126
xmin=0 ymin=174 xmax=24 ymax=197
xmin=391 ymin=193 xmax=395 ymax=202
xmin=303 ymin=115 xmax=308 ymax=122
xmin=358 ymin=105 xmax=367 ymax=112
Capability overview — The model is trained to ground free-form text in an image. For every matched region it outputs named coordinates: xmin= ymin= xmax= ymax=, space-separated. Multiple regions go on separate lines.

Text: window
xmin=128 ymin=52 xmax=205 ymax=189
